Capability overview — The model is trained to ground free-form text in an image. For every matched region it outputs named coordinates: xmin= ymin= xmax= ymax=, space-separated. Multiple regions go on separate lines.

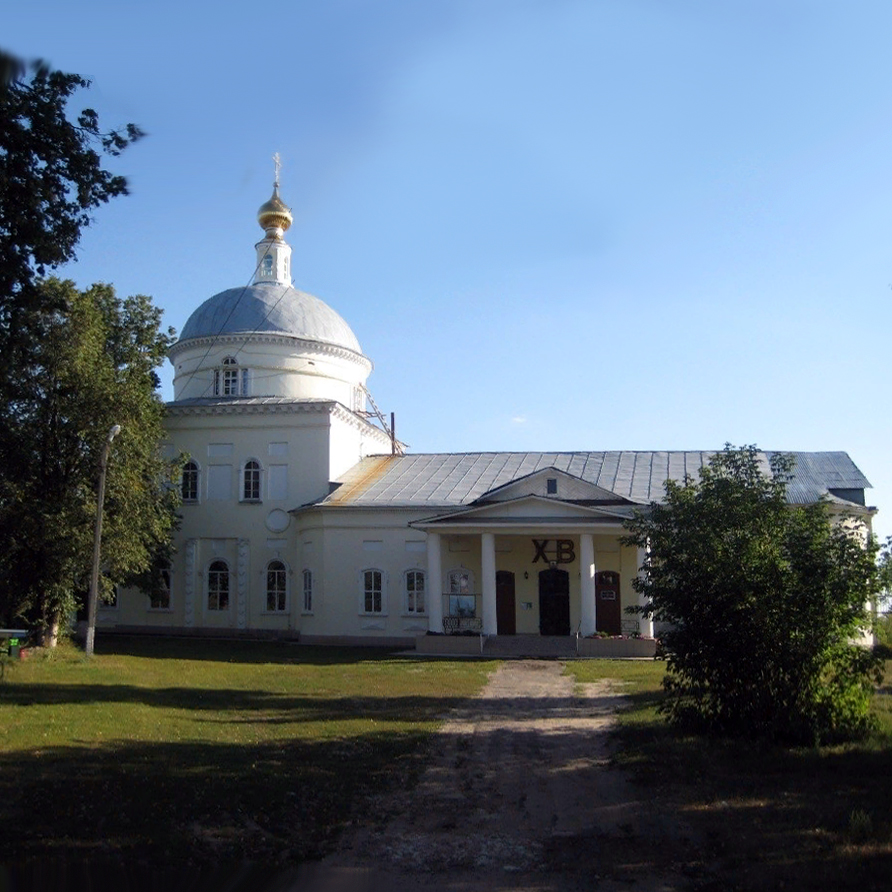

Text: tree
xmin=0 ymin=51 xmax=159 ymax=643
xmin=0 ymin=279 xmax=180 ymax=642
xmin=0 ymin=50 xmax=143 ymax=329
xmin=623 ymin=445 xmax=881 ymax=745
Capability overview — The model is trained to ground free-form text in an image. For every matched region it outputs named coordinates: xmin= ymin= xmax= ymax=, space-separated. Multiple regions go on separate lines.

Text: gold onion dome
xmin=257 ymin=185 xmax=293 ymax=236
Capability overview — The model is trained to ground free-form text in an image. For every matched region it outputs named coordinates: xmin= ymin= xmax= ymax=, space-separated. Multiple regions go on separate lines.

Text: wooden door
xmin=538 ymin=567 xmax=570 ymax=635
xmin=595 ymin=570 xmax=622 ymax=635
xmin=496 ymin=570 xmax=516 ymax=635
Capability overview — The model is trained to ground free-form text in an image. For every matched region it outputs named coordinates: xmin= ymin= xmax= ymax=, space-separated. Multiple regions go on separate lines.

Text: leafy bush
xmin=623 ymin=445 xmax=882 ymax=745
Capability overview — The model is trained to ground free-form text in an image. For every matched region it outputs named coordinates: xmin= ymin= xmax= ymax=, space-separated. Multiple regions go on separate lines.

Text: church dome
xmin=177 ymin=282 xmax=363 ymax=355
xmin=169 ymin=165 xmax=373 ymax=405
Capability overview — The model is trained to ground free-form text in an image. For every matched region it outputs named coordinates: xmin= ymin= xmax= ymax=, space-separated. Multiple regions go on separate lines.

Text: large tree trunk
xmin=37 ymin=610 xmax=61 ymax=648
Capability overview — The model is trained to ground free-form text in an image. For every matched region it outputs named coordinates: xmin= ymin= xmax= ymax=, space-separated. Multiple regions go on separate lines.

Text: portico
xmin=412 ymin=493 xmax=654 ymax=640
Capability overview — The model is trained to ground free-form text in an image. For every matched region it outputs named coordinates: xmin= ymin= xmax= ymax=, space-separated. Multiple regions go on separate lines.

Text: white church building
xmin=109 ymin=181 xmax=877 ymax=648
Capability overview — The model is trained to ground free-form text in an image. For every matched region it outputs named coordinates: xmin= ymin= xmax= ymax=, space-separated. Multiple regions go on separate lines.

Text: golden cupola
xmin=257 ymin=185 xmax=293 ymax=240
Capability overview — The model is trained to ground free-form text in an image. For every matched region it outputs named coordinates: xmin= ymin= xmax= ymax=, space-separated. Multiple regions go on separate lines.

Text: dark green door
xmin=538 ymin=567 xmax=570 ymax=635
xmin=496 ymin=570 xmax=516 ymax=635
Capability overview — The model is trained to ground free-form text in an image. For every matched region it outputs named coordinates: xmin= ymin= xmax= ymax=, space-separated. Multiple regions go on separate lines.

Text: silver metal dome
xmin=176 ymin=282 xmax=363 ymax=354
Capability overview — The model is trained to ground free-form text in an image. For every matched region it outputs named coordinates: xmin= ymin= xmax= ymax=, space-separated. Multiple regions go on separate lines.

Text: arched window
xmin=361 ymin=569 xmax=384 ymax=614
xmin=181 ymin=460 xmax=199 ymax=502
xmin=208 ymin=560 xmax=230 ymax=611
xmin=266 ymin=560 xmax=287 ymax=612
xmin=302 ymin=569 xmax=313 ymax=613
xmin=242 ymin=460 xmax=262 ymax=501
xmin=214 ymin=356 xmax=249 ymax=396
xmin=405 ymin=569 xmax=426 ymax=615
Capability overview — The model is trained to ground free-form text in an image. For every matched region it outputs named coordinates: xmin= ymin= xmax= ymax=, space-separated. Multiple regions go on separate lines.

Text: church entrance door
xmin=538 ymin=567 xmax=570 ymax=635
xmin=496 ymin=570 xmax=516 ymax=635
xmin=595 ymin=570 xmax=622 ymax=635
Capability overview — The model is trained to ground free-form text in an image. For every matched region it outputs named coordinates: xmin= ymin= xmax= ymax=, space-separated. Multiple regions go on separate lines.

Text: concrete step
xmin=481 ymin=634 xmax=578 ymax=658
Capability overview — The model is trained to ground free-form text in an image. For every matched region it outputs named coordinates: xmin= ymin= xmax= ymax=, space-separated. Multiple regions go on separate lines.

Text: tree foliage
xmin=0 ymin=52 xmax=172 ymax=640
xmin=623 ymin=445 xmax=881 ymax=745
xmin=0 ymin=279 xmax=180 ymax=634
xmin=0 ymin=49 xmax=143 ymax=329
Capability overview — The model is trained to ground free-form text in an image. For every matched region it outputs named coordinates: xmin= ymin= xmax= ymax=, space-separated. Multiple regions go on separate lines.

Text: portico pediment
xmin=475 ymin=467 xmax=634 ymax=505
xmin=411 ymin=493 xmax=636 ymax=531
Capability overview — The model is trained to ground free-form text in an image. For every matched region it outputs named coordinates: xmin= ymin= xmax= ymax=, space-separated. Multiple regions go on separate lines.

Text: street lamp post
xmin=85 ymin=424 xmax=121 ymax=658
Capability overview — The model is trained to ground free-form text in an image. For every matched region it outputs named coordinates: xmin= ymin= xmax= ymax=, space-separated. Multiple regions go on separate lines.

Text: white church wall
xmin=328 ymin=412 xmax=392 ymax=481
xmin=171 ymin=338 xmax=369 ymax=403
xmin=297 ymin=508 xmax=435 ymax=639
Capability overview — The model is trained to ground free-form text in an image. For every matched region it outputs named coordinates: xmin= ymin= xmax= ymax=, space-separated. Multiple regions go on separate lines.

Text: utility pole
xmin=85 ymin=424 xmax=121 ymax=658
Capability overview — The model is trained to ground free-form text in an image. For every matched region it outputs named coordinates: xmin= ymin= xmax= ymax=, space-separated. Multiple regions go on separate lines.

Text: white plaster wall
xmin=329 ymin=413 xmax=392 ymax=481
xmin=171 ymin=338 xmax=370 ymax=403
xmin=296 ymin=509 xmax=434 ymax=637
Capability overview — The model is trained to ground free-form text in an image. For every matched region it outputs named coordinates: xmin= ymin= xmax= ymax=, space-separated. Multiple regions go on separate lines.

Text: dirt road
xmin=298 ymin=660 xmax=699 ymax=891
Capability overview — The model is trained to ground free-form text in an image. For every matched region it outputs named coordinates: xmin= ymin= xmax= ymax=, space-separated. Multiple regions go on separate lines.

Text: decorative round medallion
xmin=265 ymin=509 xmax=290 ymax=533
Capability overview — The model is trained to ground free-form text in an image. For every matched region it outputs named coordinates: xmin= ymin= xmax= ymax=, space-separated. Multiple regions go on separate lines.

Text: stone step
xmin=481 ymin=634 xmax=578 ymax=658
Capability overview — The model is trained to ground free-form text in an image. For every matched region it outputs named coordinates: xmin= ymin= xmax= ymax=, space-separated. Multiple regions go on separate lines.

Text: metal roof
xmin=316 ymin=450 xmax=871 ymax=509
xmin=177 ymin=282 xmax=363 ymax=354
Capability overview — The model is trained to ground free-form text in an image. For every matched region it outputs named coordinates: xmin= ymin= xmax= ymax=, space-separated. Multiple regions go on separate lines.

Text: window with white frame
xmin=266 ymin=560 xmax=287 ymax=612
xmin=208 ymin=560 xmax=230 ymax=610
xmin=214 ymin=356 xmax=249 ymax=396
xmin=242 ymin=460 xmax=262 ymax=501
xmin=405 ymin=569 xmax=426 ymax=615
xmin=447 ymin=568 xmax=475 ymax=617
xmin=362 ymin=569 xmax=384 ymax=614
xmin=181 ymin=460 xmax=199 ymax=502
xmin=302 ymin=569 xmax=313 ymax=613
xmin=149 ymin=561 xmax=172 ymax=610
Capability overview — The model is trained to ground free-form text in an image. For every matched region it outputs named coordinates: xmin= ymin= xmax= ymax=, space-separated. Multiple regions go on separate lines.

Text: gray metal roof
xmin=318 ymin=451 xmax=870 ymax=509
xmin=177 ymin=282 xmax=363 ymax=354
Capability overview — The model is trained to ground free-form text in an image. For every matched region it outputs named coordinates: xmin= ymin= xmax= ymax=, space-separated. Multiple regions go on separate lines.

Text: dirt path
xmin=297 ymin=660 xmax=698 ymax=891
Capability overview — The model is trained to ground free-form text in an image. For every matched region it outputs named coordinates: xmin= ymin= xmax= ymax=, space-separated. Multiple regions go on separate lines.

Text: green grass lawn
xmin=566 ymin=658 xmax=892 ymax=892
xmin=6 ymin=639 xmax=892 ymax=891
xmin=0 ymin=637 xmax=495 ymax=874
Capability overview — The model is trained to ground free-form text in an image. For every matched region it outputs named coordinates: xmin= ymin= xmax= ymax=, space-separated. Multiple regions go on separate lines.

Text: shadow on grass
xmin=92 ymin=634 xmax=405 ymax=665
xmin=609 ymin=688 xmax=892 ymax=892
xmin=0 ymin=729 xmax=429 ymax=890
xmin=0 ymin=683 xmax=472 ymax=723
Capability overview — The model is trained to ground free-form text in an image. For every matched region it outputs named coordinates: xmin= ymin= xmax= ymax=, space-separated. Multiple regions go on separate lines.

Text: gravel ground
xmin=291 ymin=660 xmax=701 ymax=892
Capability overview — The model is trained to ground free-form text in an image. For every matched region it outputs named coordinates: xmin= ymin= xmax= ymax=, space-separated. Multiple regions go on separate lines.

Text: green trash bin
xmin=8 ymin=638 xmax=19 ymax=659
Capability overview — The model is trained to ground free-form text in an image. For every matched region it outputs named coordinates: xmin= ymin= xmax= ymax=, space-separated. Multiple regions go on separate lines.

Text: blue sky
xmin=6 ymin=0 xmax=892 ymax=540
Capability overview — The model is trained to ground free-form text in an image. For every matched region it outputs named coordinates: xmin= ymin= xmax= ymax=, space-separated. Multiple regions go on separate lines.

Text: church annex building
xmin=110 ymin=181 xmax=877 ymax=648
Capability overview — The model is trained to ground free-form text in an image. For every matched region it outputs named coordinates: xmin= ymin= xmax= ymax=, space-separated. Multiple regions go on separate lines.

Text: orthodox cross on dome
xmin=273 ymin=152 xmax=282 ymax=188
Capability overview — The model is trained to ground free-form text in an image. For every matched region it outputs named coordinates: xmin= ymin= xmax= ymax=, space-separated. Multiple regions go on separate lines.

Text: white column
xmin=427 ymin=532 xmax=443 ymax=633
xmin=637 ymin=545 xmax=654 ymax=638
xmin=481 ymin=532 xmax=498 ymax=635
xmin=580 ymin=534 xmax=597 ymax=636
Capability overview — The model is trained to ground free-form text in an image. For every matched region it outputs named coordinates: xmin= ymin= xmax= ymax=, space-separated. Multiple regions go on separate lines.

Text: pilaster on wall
xmin=237 ymin=538 xmax=249 ymax=629
xmin=184 ymin=539 xmax=197 ymax=627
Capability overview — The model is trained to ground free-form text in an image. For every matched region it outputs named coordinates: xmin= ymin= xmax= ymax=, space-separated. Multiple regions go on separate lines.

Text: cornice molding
xmin=165 ymin=399 xmax=393 ymax=447
xmin=169 ymin=333 xmax=373 ymax=371
xmin=166 ymin=399 xmax=337 ymax=418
